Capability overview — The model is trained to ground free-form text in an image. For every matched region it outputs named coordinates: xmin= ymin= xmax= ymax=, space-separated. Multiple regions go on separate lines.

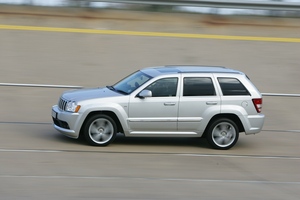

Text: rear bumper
xmin=244 ymin=114 xmax=265 ymax=134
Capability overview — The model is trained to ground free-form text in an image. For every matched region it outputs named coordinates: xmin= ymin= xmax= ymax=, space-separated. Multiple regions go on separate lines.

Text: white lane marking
xmin=0 ymin=148 xmax=299 ymax=160
xmin=0 ymin=121 xmax=51 ymax=125
xmin=176 ymin=154 xmax=300 ymax=160
xmin=262 ymin=93 xmax=300 ymax=97
xmin=285 ymin=130 xmax=300 ymax=133
xmin=263 ymin=129 xmax=300 ymax=133
xmin=1 ymin=175 xmax=300 ymax=185
xmin=0 ymin=149 xmax=61 ymax=153
xmin=1 ymin=83 xmax=300 ymax=98
xmin=0 ymin=83 xmax=83 ymax=89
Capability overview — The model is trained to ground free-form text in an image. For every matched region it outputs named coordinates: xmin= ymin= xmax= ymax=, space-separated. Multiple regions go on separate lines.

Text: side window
xmin=183 ymin=77 xmax=216 ymax=96
xmin=218 ymin=78 xmax=250 ymax=96
xmin=145 ymin=78 xmax=178 ymax=97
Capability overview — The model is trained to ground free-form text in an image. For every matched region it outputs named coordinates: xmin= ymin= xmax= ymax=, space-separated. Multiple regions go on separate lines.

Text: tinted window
xmin=113 ymin=71 xmax=152 ymax=94
xmin=183 ymin=77 xmax=215 ymax=96
xmin=218 ymin=78 xmax=250 ymax=96
xmin=145 ymin=78 xmax=178 ymax=97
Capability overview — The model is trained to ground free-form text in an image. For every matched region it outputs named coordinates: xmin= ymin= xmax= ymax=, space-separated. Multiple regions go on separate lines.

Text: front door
xmin=128 ymin=77 xmax=179 ymax=134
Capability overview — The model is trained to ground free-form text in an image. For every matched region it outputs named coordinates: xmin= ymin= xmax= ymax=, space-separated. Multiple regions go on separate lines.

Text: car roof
xmin=141 ymin=65 xmax=244 ymax=77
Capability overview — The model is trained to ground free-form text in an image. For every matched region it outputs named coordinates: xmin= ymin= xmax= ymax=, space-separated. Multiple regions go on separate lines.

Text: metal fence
xmin=83 ymin=0 xmax=300 ymax=11
xmin=4 ymin=0 xmax=300 ymax=12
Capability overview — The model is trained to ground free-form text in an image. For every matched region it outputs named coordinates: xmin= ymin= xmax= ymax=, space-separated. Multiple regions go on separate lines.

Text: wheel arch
xmin=79 ymin=110 xmax=124 ymax=137
xmin=203 ymin=113 xmax=245 ymax=137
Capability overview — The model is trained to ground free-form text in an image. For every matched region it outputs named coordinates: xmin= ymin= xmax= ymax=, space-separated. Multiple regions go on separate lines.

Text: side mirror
xmin=138 ymin=90 xmax=152 ymax=98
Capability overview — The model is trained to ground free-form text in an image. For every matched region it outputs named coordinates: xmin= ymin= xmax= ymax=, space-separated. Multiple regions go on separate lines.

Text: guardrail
xmin=86 ymin=0 xmax=300 ymax=11
xmin=1 ymin=83 xmax=299 ymax=97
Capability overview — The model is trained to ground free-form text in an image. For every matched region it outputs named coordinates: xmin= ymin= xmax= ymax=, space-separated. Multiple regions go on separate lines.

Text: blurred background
xmin=2 ymin=0 xmax=300 ymax=16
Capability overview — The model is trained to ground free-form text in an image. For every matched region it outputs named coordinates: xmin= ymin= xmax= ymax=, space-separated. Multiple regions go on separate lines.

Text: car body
xmin=52 ymin=65 xmax=265 ymax=149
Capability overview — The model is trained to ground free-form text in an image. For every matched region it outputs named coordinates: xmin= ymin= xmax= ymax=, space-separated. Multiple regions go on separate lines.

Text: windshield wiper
xmin=106 ymin=85 xmax=115 ymax=91
xmin=115 ymin=89 xmax=128 ymax=95
xmin=106 ymin=85 xmax=128 ymax=95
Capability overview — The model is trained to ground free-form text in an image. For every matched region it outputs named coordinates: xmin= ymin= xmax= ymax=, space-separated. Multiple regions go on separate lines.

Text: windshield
xmin=111 ymin=71 xmax=152 ymax=94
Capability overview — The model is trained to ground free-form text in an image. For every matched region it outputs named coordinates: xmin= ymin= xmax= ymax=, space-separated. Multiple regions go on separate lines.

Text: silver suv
xmin=52 ymin=66 xmax=265 ymax=150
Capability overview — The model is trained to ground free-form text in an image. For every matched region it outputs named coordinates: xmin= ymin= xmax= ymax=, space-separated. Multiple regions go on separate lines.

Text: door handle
xmin=206 ymin=101 xmax=218 ymax=105
xmin=164 ymin=102 xmax=176 ymax=106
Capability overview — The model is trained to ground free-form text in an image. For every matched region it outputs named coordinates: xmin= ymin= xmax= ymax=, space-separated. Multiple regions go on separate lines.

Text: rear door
xmin=178 ymin=74 xmax=221 ymax=132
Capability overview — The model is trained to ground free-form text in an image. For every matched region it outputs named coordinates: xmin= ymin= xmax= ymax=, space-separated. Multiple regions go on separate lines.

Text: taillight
xmin=252 ymin=98 xmax=262 ymax=113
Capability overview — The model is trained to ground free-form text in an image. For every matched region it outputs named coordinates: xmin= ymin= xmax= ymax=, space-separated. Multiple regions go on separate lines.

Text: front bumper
xmin=52 ymin=105 xmax=80 ymax=139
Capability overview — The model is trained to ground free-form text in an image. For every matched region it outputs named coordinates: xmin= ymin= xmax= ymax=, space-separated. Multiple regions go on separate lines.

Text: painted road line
xmin=262 ymin=93 xmax=300 ymax=97
xmin=0 ymin=82 xmax=83 ymax=89
xmin=1 ymin=175 xmax=300 ymax=185
xmin=1 ymin=24 xmax=300 ymax=43
xmin=0 ymin=121 xmax=52 ymax=125
xmin=1 ymin=148 xmax=300 ymax=160
xmin=177 ymin=154 xmax=300 ymax=160
xmin=3 ymin=83 xmax=300 ymax=97
xmin=0 ymin=149 xmax=61 ymax=153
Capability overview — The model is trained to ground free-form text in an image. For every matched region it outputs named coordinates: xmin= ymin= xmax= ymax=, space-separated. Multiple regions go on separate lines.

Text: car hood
xmin=62 ymin=87 xmax=123 ymax=102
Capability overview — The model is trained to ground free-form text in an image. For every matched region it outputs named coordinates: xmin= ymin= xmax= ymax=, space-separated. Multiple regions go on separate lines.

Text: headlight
xmin=65 ymin=101 xmax=81 ymax=113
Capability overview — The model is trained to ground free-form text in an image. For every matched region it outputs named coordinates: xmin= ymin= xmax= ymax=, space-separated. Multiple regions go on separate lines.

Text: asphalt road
xmin=0 ymin=9 xmax=300 ymax=200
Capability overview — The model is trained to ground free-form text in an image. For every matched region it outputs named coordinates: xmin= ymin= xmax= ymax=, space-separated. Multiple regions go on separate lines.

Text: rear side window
xmin=183 ymin=77 xmax=216 ymax=96
xmin=218 ymin=78 xmax=250 ymax=96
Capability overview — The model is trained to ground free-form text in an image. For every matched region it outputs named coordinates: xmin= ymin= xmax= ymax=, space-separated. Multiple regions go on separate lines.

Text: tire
xmin=206 ymin=118 xmax=239 ymax=150
xmin=83 ymin=114 xmax=117 ymax=146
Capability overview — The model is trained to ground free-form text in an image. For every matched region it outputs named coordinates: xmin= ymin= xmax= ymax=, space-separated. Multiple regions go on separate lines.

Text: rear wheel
xmin=206 ymin=118 xmax=239 ymax=150
xmin=83 ymin=114 xmax=117 ymax=146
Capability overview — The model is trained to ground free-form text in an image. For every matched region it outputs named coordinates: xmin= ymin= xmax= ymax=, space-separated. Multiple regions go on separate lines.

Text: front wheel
xmin=206 ymin=118 xmax=239 ymax=150
xmin=83 ymin=114 xmax=117 ymax=146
